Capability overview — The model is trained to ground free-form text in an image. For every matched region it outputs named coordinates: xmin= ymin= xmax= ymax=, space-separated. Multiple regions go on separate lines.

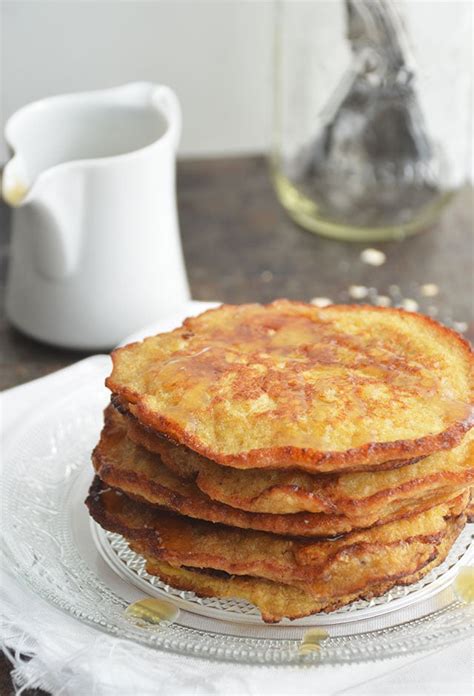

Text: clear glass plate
xmin=1 ymin=304 xmax=473 ymax=665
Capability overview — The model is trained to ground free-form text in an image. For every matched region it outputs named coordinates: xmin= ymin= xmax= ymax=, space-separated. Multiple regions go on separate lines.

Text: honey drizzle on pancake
xmin=125 ymin=598 xmax=180 ymax=626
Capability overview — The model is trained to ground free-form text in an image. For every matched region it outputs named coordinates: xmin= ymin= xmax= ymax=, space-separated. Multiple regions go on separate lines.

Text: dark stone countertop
xmin=0 ymin=156 xmax=472 ymax=693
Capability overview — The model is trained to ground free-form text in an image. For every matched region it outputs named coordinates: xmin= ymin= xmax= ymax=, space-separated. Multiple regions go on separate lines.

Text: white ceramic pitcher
xmin=2 ymin=82 xmax=190 ymax=349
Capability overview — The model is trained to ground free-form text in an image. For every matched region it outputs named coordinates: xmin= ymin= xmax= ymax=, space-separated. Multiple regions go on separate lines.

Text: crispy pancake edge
xmin=120 ymin=399 xmax=430 ymax=475
xmin=85 ymin=476 xmax=466 ymax=593
xmin=93 ymin=408 xmax=472 ymax=536
xmin=139 ymin=517 xmax=462 ymax=622
xmin=123 ymin=409 xmax=474 ymax=517
xmin=134 ymin=517 xmax=463 ymax=622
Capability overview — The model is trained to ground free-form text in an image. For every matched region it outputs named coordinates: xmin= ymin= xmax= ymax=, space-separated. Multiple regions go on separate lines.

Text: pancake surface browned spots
xmin=107 ymin=301 xmax=474 ymax=472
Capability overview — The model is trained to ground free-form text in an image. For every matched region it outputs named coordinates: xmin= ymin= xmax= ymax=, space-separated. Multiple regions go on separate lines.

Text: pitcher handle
xmin=151 ymin=85 xmax=182 ymax=152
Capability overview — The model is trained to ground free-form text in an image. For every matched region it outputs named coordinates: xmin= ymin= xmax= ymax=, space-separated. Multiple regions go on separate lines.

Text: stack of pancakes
xmin=86 ymin=301 xmax=474 ymax=622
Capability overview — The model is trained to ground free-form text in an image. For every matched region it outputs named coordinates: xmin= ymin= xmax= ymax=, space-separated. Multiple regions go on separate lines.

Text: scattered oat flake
xmin=375 ymin=295 xmax=391 ymax=307
xmin=453 ymin=321 xmax=468 ymax=333
xmin=310 ymin=297 xmax=332 ymax=307
xmin=360 ymin=248 xmax=386 ymax=266
xmin=400 ymin=298 xmax=419 ymax=312
xmin=420 ymin=283 xmax=439 ymax=297
xmin=260 ymin=270 xmax=273 ymax=283
xmin=348 ymin=285 xmax=369 ymax=299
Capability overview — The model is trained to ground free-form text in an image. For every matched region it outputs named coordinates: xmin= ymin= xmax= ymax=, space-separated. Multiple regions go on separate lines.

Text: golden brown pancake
xmin=136 ymin=520 xmax=462 ymax=623
xmin=107 ymin=301 xmax=474 ymax=473
xmin=123 ymin=410 xmax=474 ymax=517
xmin=94 ymin=407 xmax=471 ymax=536
xmin=86 ymin=476 xmax=466 ymax=598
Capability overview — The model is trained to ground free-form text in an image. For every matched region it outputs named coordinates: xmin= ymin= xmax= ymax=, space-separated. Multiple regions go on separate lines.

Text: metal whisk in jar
xmin=272 ymin=0 xmax=472 ymax=241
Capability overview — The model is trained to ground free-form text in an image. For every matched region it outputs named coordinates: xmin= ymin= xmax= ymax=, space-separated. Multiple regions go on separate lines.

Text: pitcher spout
xmin=3 ymin=157 xmax=84 ymax=280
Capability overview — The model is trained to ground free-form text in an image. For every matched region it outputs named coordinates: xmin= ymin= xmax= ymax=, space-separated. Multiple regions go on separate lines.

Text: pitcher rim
xmin=3 ymin=82 xmax=179 ymax=184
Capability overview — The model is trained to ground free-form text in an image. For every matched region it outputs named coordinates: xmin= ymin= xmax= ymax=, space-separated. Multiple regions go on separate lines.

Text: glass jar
xmin=271 ymin=0 xmax=472 ymax=241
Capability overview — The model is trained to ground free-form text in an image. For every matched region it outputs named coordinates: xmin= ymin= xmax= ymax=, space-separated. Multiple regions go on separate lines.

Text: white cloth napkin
xmin=1 ymin=356 xmax=472 ymax=696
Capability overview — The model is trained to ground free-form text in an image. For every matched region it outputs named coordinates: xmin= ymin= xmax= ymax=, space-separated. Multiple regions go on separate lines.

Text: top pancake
xmin=107 ymin=300 xmax=474 ymax=472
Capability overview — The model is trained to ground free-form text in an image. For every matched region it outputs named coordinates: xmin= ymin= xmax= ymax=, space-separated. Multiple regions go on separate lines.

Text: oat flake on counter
xmin=420 ymin=283 xmax=439 ymax=297
xmin=348 ymin=285 xmax=369 ymax=299
xmin=310 ymin=297 xmax=332 ymax=307
xmin=360 ymin=248 xmax=386 ymax=266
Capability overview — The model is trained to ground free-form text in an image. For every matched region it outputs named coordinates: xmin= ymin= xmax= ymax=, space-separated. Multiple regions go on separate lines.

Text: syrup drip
xmin=125 ymin=598 xmax=180 ymax=626
xmin=299 ymin=628 xmax=328 ymax=655
xmin=453 ymin=567 xmax=474 ymax=604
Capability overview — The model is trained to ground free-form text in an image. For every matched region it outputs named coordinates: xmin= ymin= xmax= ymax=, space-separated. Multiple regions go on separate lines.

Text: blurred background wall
xmin=1 ymin=0 xmax=273 ymax=161
xmin=1 ymin=0 xmax=472 ymax=168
